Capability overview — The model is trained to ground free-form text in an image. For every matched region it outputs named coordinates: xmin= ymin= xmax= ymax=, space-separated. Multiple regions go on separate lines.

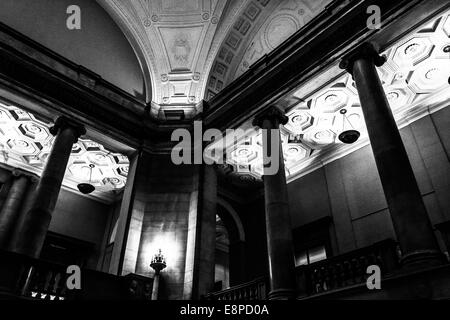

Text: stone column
xmin=194 ymin=164 xmax=217 ymax=298
xmin=184 ymin=164 xmax=217 ymax=299
xmin=340 ymin=43 xmax=444 ymax=268
xmin=0 ymin=170 xmax=30 ymax=249
xmin=253 ymin=106 xmax=296 ymax=300
xmin=108 ymin=150 xmax=141 ymax=276
xmin=12 ymin=117 xmax=85 ymax=258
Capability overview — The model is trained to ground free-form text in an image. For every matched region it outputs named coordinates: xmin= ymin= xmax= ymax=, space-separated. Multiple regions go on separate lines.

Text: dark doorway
xmin=40 ymin=231 xmax=95 ymax=268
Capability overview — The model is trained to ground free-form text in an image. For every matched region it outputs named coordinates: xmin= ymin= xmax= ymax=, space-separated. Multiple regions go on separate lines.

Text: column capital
xmin=49 ymin=116 xmax=86 ymax=138
xmin=252 ymin=106 xmax=288 ymax=129
xmin=339 ymin=42 xmax=387 ymax=75
xmin=12 ymin=169 xmax=39 ymax=182
xmin=12 ymin=168 xmax=27 ymax=178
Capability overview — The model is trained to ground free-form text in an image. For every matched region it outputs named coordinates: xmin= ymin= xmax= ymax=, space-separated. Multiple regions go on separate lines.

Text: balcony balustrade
xmin=297 ymin=239 xmax=399 ymax=296
xmin=205 ymin=277 xmax=269 ymax=301
xmin=0 ymin=250 xmax=153 ymax=300
xmin=206 ymin=239 xmax=399 ymax=300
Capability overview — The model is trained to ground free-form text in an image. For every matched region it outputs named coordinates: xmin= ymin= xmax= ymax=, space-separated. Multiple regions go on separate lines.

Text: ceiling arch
xmin=98 ymin=0 xmax=248 ymax=120
xmin=98 ymin=0 xmax=155 ymax=103
xmin=0 ymin=0 xmax=145 ymax=98
xmin=97 ymin=0 xmax=333 ymax=120
xmin=205 ymin=0 xmax=332 ymax=101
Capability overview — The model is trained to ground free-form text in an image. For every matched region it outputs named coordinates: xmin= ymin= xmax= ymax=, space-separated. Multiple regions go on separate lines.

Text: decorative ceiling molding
xmin=98 ymin=0 xmax=233 ymax=120
xmin=205 ymin=0 xmax=332 ymax=100
xmin=0 ymin=103 xmax=129 ymax=202
xmin=212 ymin=8 xmax=450 ymax=183
xmin=98 ymin=0 xmax=333 ymax=120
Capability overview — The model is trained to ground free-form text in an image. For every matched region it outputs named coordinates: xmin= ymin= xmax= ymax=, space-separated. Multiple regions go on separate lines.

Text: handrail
xmin=204 ymin=239 xmax=399 ymax=300
xmin=0 ymin=250 xmax=153 ymax=300
xmin=205 ymin=277 xmax=269 ymax=301
xmin=296 ymin=239 xmax=399 ymax=296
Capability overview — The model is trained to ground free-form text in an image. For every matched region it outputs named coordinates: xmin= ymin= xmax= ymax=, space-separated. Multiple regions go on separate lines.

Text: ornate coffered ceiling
xmin=0 ymin=103 xmax=129 ymax=202
xmin=211 ymin=8 xmax=450 ymax=183
xmin=205 ymin=0 xmax=331 ymax=100
xmin=98 ymin=0 xmax=331 ymax=120
xmin=98 ymin=0 xmax=241 ymax=120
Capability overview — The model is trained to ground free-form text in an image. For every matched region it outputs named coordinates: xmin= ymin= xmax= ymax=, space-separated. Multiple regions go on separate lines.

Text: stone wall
xmin=121 ymin=152 xmax=199 ymax=300
xmin=0 ymin=0 xmax=145 ymax=97
xmin=224 ymin=107 xmax=450 ymax=285
xmin=286 ymin=107 xmax=450 ymax=256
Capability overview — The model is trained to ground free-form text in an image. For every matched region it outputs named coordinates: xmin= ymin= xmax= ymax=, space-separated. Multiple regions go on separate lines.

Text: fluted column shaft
xmin=253 ymin=106 xmax=296 ymax=300
xmin=340 ymin=43 xmax=444 ymax=268
xmin=0 ymin=170 xmax=30 ymax=249
xmin=12 ymin=117 xmax=85 ymax=258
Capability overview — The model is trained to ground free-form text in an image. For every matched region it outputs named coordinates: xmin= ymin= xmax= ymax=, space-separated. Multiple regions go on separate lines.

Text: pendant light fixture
xmin=338 ymin=108 xmax=360 ymax=144
xmin=77 ymin=164 xmax=96 ymax=194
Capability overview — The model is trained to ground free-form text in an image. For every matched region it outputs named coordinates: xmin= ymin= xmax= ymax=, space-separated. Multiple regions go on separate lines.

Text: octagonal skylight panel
xmin=392 ymin=36 xmax=435 ymax=68
xmin=283 ymin=143 xmax=309 ymax=163
xmin=18 ymin=122 xmax=51 ymax=141
xmin=6 ymin=138 xmax=42 ymax=156
xmin=314 ymin=89 xmax=351 ymax=113
xmin=408 ymin=60 xmax=450 ymax=93
xmin=385 ymin=87 xmax=415 ymax=110
xmin=285 ymin=110 xmax=314 ymax=134
xmin=303 ymin=128 xmax=336 ymax=149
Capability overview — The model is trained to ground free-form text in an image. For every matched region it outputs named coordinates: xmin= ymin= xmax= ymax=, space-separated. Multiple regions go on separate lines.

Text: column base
xmin=400 ymin=250 xmax=447 ymax=271
xmin=268 ymin=288 xmax=297 ymax=300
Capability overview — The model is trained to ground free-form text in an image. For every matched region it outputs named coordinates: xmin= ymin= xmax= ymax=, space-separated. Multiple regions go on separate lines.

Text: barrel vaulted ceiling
xmin=97 ymin=0 xmax=332 ymax=119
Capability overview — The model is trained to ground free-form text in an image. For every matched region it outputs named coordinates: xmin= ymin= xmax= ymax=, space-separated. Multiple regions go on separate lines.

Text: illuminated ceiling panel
xmin=217 ymin=9 xmax=450 ymax=183
xmin=0 ymin=103 xmax=129 ymax=201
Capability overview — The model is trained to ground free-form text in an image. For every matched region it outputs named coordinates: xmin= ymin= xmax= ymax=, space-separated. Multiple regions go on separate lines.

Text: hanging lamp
xmin=77 ymin=164 xmax=96 ymax=194
xmin=338 ymin=108 xmax=360 ymax=144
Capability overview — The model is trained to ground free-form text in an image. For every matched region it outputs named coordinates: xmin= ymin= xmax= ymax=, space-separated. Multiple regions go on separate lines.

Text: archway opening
xmin=214 ymin=201 xmax=246 ymax=291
